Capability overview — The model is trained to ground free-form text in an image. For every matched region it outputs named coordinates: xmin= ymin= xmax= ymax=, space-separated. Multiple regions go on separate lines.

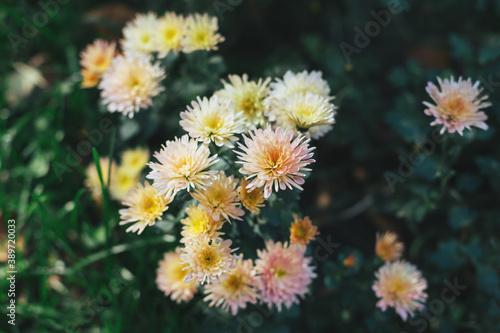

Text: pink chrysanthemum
xmin=191 ymin=171 xmax=245 ymax=222
xmin=235 ymin=126 xmax=315 ymax=198
xmin=254 ymin=241 xmax=316 ymax=311
xmin=373 ymin=260 xmax=428 ymax=321
xmin=180 ymin=235 xmax=239 ymax=285
xmin=99 ymin=53 xmax=165 ymax=118
xmin=147 ymin=135 xmax=219 ymax=198
xmin=423 ymin=76 xmax=491 ymax=135
xmin=156 ymin=248 xmax=198 ymax=303
xmin=203 ymin=255 xmax=259 ymax=315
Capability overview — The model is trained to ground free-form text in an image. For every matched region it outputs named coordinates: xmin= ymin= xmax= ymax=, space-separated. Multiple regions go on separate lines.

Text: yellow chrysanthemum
xmin=191 ymin=171 xmax=245 ymax=222
xmin=289 ymin=215 xmax=318 ymax=246
xmin=180 ymin=95 xmax=246 ymax=148
xmin=119 ymin=181 xmax=172 ymax=234
xmin=203 ymin=255 xmax=259 ymax=315
xmin=215 ymin=74 xmax=271 ymax=128
xmin=109 ymin=166 xmax=139 ymax=201
xmin=182 ymin=13 xmax=224 ymax=53
xmin=85 ymin=157 xmax=117 ymax=203
xmin=375 ymin=231 xmax=404 ymax=262
xmin=180 ymin=204 xmax=224 ymax=241
xmin=121 ymin=12 xmax=158 ymax=54
xmin=120 ymin=147 xmax=149 ymax=176
xmin=180 ymin=235 xmax=239 ymax=285
xmin=155 ymin=12 xmax=185 ymax=57
xmin=80 ymin=39 xmax=116 ymax=75
xmin=156 ymin=248 xmax=198 ymax=303
xmin=237 ymin=178 xmax=265 ymax=215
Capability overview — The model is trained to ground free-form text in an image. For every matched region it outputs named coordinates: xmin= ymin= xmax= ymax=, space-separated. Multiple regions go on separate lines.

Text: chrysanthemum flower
xmin=109 ymin=166 xmax=139 ymax=201
xmin=155 ymin=12 xmax=185 ymax=57
xmin=180 ymin=204 xmax=224 ymax=241
xmin=204 ymin=255 xmax=258 ymax=315
xmin=267 ymin=70 xmax=331 ymax=102
xmin=290 ymin=215 xmax=318 ymax=246
xmin=180 ymin=235 xmax=239 ymax=285
xmin=119 ymin=181 xmax=172 ymax=234
xmin=215 ymin=74 xmax=271 ymax=128
xmin=85 ymin=157 xmax=117 ymax=202
xmin=254 ymin=241 xmax=316 ymax=311
xmin=156 ymin=248 xmax=198 ymax=303
xmin=375 ymin=231 xmax=404 ymax=262
xmin=235 ymin=126 xmax=315 ymax=198
xmin=182 ymin=13 xmax=224 ymax=53
xmin=80 ymin=39 xmax=116 ymax=76
xmin=121 ymin=12 xmax=158 ymax=54
xmin=147 ymin=135 xmax=219 ymax=198
xmin=273 ymin=93 xmax=336 ymax=138
xmin=423 ymin=76 xmax=491 ymax=135
xmin=191 ymin=171 xmax=245 ymax=222
xmin=120 ymin=147 xmax=149 ymax=176
xmin=237 ymin=178 xmax=265 ymax=215
xmin=81 ymin=69 xmax=100 ymax=88
xmin=373 ymin=260 xmax=428 ymax=321
xmin=180 ymin=96 xmax=245 ymax=148
xmin=99 ymin=53 xmax=165 ymax=118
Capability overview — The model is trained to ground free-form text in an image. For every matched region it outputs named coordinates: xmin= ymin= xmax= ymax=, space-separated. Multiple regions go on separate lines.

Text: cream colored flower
xmin=423 ymin=76 xmax=490 ymax=135
xmin=85 ymin=157 xmax=117 ymax=203
xmin=109 ymin=166 xmax=139 ymax=201
xmin=120 ymin=147 xmax=149 ymax=176
xmin=180 ymin=95 xmax=245 ymax=148
xmin=119 ymin=181 xmax=172 ymax=234
xmin=180 ymin=235 xmax=239 ymax=285
xmin=147 ymin=135 xmax=219 ymax=198
xmin=215 ymin=74 xmax=271 ymax=128
xmin=156 ymin=248 xmax=198 ymax=303
xmin=180 ymin=204 xmax=224 ymax=241
xmin=80 ymin=39 xmax=116 ymax=75
xmin=155 ymin=12 xmax=185 ymax=57
xmin=191 ymin=171 xmax=245 ymax=222
xmin=99 ymin=53 xmax=165 ymax=118
xmin=203 ymin=255 xmax=258 ymax=315
xmin=375 ymin=231 xmax=404 ymax=262
xmin=121 ymin=12 xmax=158 ymax=54
xmin=182 ymin=13 xmax=224 ymax=53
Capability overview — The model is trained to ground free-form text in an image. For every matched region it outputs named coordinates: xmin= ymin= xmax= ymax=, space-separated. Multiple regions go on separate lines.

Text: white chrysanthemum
xmin=121 ymin=12 xmax=158 ymax=54
xmin=215 ymin=74 xmax=271 ymax=128
xmin=99 ymin=53 xmax=165 ymax=118
xmin=423 ymin=76 xmax=490 ymax=135
xmin=147 ymin=135 xmax=219 ymax=198
xmin=272 ymin=92 xmax=336 ymax=139
xmin=265 ymin=70 xmax=333 ymax=138
xmin=155 ymin=12 xmax=185 ymax=57
xmin=182 ymin=13 xmax=224 ymax=53
xmin=267 ymin=70 xmax=330 ymax=102
xmin=180 ymin=235 xmax=239 ymax=285
xmin=180 ymin=96 xmax=245 ymax=148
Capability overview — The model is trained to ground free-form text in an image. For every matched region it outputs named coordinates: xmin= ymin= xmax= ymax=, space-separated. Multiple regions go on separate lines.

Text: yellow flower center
xmin=165 ymin=28 xmax=180 ymax=42
xmin=140 ymin=194 xmax=159 ymax=215
xmin=223 ymin=273 xmax=243 ymax=293
xmin=240 ymin=97 xmax=256 ymax=116
xmin=275 ymin=268 xmax=287 ymax=278
xmin=445 ymin=97 xmax=466 ymax=118
xmin=195 ymin=31 xmax=208 ymax=44
xmin=141 ymin=34 xmax=151 ymax=44
xmin=198 ymin=247 xmax=219 ymax=270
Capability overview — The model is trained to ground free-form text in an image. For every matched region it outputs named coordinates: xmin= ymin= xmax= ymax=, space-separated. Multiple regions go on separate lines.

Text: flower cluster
xmin=79 ymin=11 xmax=224 ymax=118
xmin=372 ymin=232 xmax=428 ymax=321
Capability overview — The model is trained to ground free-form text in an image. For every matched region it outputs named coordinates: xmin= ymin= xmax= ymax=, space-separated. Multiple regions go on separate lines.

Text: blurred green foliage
xmin=1 ymin=0 xmax=499 ymax=332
